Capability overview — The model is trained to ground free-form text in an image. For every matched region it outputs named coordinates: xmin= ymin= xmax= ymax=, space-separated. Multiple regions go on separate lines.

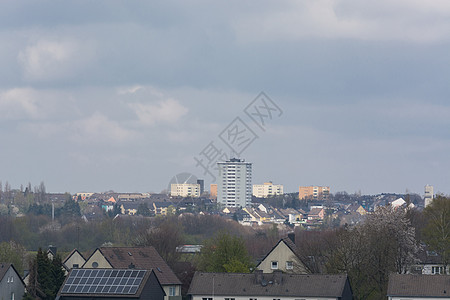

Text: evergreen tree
xmin=23 ymin=248 xmax=65 ymax=300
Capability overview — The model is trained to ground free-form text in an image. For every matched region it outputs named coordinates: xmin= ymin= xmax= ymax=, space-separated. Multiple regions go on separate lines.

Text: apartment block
xmin=218 ymin=158 xmax=252 ymax=208
xmin=253 ymin=182 xmax=284 ymax=198
xmin=424 ymin=184 xmax=434 ymax=207
xmin=210 ymin=184 xmax=217 ymax=199
xmin=299 ymin=186 xmax=330 ymax=201
xmin=170 ymin=183 xmax=200 ymax=198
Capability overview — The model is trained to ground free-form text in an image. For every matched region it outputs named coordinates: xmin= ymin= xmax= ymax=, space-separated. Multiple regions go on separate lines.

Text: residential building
xmin=217 ymin=158 xmax=252 ymax=208
xmin=120 ymin=202 xmax=140 ymax=215
xmin=253 ymin=182 xmax=284 ymax=198
xmin=170 ymin=183 xmax=200 ymax=198
xmin=411 ymin=248 xmax=449 ymax=275
xmin=188 ymin=271 xmax=353 ymax=300
xmin=424 ymin=184 xmax=434 ymax=207
xmin=307 ymin=207 xmax=325 ymax=221
xmin=387 ymin=274 xmax=450 ymax=300
xmin=153 ymin=202 xmax=174 ymax=215
xmin=197 ymin=179 xmax=204 ymax=195
xmin=75 ymin=192 xmax=95 ymax=200
xmin=82 ymin=247 xmax=182 ymax=300
xmin=57 ymin=268 xmax=166 ymax=300
xmin=63 ymin=249 xmax=86 ymax=273
xmin=210 ymin=184 xmax=217 ymax=199
xmin=256 ymin=234 xmax=309 ymax=274
xmin=0 ymin=263 xmax=26 ymax=300
xmin=299 ymin=186 xmax=330 ymax=201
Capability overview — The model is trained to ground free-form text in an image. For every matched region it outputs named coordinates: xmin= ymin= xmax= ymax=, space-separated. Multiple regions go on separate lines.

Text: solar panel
xmin=61 ymin=269 xmax=147 ymax=295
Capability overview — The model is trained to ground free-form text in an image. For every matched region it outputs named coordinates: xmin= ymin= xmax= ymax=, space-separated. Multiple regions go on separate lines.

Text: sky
xmin=1 ymin=0 xmax=450 ymax=195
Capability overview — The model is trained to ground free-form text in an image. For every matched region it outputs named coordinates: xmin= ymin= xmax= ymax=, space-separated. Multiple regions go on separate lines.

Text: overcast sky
xmin=1 ymin=1 xmax=450 ymax=195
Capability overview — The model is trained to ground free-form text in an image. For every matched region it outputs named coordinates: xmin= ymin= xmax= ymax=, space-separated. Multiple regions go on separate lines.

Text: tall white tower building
xmin=217 ymin=158 xmax=252 ymax=207
xmin=424 ymin=184 xmax=434 ymax=207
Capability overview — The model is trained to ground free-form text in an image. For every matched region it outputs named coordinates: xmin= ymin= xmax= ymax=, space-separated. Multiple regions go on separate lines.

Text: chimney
xmin=273 ymin=270 xmax=283 ymax=284
xmin=254 ymin=269 xmax=263 ymax=284
xmin=287 ymin=232 xmax=295 ymax=244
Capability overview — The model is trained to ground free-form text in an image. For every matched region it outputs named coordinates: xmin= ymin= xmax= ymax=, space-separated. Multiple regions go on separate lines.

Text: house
xmin=0 ymin=263 xmax=26 ymax=300
xmin=120 ymin=202 xmax=140 ymax=215
xmin=387 ymin=273 xmax=450 ymax=300
xmin=153 ymin=202 xmax=174 ymax=215
xmin=256 ymin=234 xmax=309 ymax=274
xmin=56 ymin=268 xmax=165 ymax=300
xmin=188 ymin=271 xmax=353 ymax=300
xmin=307 ymin=207 xmax=325 ymax=221
xmin=63 ymin=249 xmax=87 ymax=273
xmin=277 ymin=208 xmax=305 ymax=225
xmin=411 ymin=249 xmax=449 ymax=275
xmin=82 ymin=247 xmax=182 ymax=300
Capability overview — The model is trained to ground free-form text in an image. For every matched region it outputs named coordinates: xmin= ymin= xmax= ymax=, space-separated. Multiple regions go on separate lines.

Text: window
xmin=432 ymin=266 xmax=443 ymax=274
xmin=271 ymin=261 xmax=278 ymax=270
xmin=73 ymin=264 xmax=79 ymax=268
xmin=202 ymin=298 xmax=213 ymax=300
xmin=286 ymin=261 xmax=293 ymax=270
xmin=11 ymin=293 xmax=14 ymax=300
xmin=10 ymin=276 xmax=13 ymax=282
xmin=169 ymin=286 xmax=176 ymax=296
xmin=225 ymin=298 xmax=235 ymax=300
xmin=92 ymin=262 xmax=99 ymax=268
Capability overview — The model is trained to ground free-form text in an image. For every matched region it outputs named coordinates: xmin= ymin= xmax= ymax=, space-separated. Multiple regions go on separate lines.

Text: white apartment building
xmin=424 ymin=184 xmax=434 ymax=207
xmin=253 ymin=182 xmax=284 ymax=198
xmin=170 ymin=183 xmax=200 ymax=197
xmin=218 ymin=158 xmax=252 ymax=208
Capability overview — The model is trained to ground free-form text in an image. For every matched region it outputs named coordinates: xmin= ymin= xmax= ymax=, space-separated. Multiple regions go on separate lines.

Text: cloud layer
xmin=0 ymin=1 xmax=449 ymax=194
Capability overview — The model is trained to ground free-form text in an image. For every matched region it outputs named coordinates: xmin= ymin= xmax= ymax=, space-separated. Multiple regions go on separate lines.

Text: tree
xmin=198 ymin=231 xmax=254 ymax=273
xmin=326 ymin=206 xmax=419 ymax=300
xmin=58 ymin=198 xmax=81 ymax=224
xmin=423 ymin=195 xmax=450 ymax=273
xmin=0 ymin=241 xmax=26 ymax=275
xmin=24 ymin=248 xmax=65 ymax=300
xmin=133 ymin=216 xmax=184 ymax=268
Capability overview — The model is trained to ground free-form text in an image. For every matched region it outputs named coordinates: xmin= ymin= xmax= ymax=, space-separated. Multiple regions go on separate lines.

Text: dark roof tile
xmin=387 ymin=274 xmax=450 ymax=297
xmin=188 ymin=272 xmax=349 ymax=297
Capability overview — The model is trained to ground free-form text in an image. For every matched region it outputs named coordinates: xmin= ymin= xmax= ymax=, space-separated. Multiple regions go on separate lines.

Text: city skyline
xmin=1 ymin=2 xmax=450 ymax=195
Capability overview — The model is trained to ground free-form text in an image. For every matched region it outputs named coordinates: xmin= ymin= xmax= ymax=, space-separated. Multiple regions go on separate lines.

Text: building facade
xmin=0 ymin=263 xmax=25 ymax=300
xmin=299 ymin=186 xmax=330 ymax=201
xmin=424 ymin=184 xmax=434 ymax=207
xmin=253 ymin=182 xmax=283 ymax=198
xmin=218 ymin=158 xmax=252 ymax=208
xmin=170 ymin=183 xmax=200 ymax=198
xmin=210 ymin=184 xmax=217 ymax=199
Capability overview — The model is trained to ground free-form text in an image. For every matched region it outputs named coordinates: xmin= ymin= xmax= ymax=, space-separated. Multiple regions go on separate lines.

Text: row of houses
xmin=1 ymin=234 xmax=449 ymax=300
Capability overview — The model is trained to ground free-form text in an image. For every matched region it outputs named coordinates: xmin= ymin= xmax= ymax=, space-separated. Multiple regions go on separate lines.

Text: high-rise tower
xmin=217 ymin=158 xmax=252 ymax=207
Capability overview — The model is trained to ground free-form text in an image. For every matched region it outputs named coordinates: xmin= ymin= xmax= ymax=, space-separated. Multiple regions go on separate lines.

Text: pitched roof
xmin=63 ymin=249 xmax=86 ymax=264
xmin=0 ymin=263 xmax=11 ymax=282
xmin=0 ymin=263 xmax=25 ymax=286
xmin=57 ymin=268 xmax=164 ymax=298
xmin=63 ymin=249 xmax=86 ymax=270
xmin=188 ymin=272 xmax=349 ymax=298
xmin=255 ymin=237 xmax=300 ymax=269
xmin=387 ymin=274 xmax=450 ymax=297
xmin=98 ymin=247 xmax=181 ymax=285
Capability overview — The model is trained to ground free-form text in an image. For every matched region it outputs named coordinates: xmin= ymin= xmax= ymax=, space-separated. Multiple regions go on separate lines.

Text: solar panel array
xmin=61 ymin=269 xmax=147 ymax=295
